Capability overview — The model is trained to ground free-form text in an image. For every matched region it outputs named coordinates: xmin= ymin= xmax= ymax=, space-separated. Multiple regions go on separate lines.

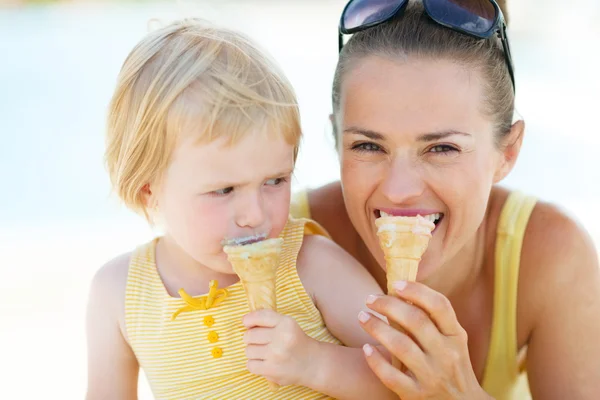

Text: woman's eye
xmin=213 ymin=187 xmax=234 ymax=196
xmin=265 ymin=177 xmax=287 ymax=186
xmin=351 ymin=142 xmax=382 ymax=153
xmin=429 ymin=144 xmax=458 ymax=154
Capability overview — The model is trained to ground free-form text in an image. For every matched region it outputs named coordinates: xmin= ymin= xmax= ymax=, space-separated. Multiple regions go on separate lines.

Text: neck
xmin=423 ymin=203 xmax=494 ymax=308
xmin=156 ymin=235 xmax=238 ymax=296
xmin=425 ymin=226 xmax=487 ymax=306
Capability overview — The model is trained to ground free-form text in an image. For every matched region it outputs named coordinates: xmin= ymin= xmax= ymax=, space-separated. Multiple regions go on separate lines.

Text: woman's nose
xmin=379 ymin=155 xmax=426 ymax=205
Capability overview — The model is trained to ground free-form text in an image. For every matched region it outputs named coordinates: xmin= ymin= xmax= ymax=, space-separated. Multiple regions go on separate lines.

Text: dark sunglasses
xmin=338 ymin=0 xmax=515 ymax=91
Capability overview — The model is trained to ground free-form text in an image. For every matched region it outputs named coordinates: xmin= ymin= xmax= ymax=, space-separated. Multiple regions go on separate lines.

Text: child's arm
xmin=243 ymin=235 xmax=396 ymax=400
xmin=297 ymin=234 xmax=396 ymax=399
xmin=86 ymin=254 xmax=139 ymax=400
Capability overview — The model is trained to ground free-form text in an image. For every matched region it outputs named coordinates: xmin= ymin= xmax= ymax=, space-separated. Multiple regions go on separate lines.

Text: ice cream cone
xmin=223 ymin=237 xmax=283 ymax=391
xmin=375 ymin=215 xmax=434 ymax=370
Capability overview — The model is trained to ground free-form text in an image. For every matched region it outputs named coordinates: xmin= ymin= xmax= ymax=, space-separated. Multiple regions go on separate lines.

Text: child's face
xmin=152 ymin=130 xmax=295 ymax=274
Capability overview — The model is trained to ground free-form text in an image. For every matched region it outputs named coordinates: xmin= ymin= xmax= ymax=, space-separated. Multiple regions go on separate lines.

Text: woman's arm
xmin=521 ymin=205 xmax=600 ymax=398
xmin=86 ymin=254 xmax=139 ymax=400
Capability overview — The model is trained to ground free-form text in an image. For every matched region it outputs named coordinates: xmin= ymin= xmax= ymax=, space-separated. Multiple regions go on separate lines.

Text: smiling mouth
xmin=374 ymin=210 xmax=444 ymax=228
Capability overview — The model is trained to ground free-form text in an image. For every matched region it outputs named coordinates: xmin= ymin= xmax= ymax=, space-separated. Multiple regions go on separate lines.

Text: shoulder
xmin=88 ymin=252 xmax=132 ymax=333
xmin=91 ymin=252 xmax=132 ymax=298
xmin=518 ymin=195 xmax=599 ymax=328
xmin=307 ymin=181 xmax=346 ymax=218
xmin=521 ymin=199 xmax=598 ymax=288
xmin=296 ymin=234 xmax=351 ymax=278
xmin=296 ymin=233 xmax=376 ymax=297
xmin=306 ymin=181 xmax=361 ymax=256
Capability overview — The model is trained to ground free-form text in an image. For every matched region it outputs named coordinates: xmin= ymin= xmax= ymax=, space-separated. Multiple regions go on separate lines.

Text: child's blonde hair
xmin=105 ymin=19 xmax=301 ymax=219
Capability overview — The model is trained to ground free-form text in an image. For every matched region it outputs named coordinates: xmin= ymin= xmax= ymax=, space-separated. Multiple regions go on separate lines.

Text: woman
xmin=291 ymin=0 xmax=600 ymax=398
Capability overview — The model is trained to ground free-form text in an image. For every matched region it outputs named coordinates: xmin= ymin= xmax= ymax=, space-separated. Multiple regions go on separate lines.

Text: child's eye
xmin=265 ymin=177 xmax=288 ymax=186
xmin=429 ymin=144 xmax=459 ymax=154
xmin=213 ymin=187 xmax=233 ymax=196
xmin=351 ymin=142 xmax=382 ymax=153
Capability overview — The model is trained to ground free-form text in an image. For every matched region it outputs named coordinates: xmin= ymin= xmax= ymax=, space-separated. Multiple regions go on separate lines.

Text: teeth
xmin=378 ymin=210 xmax=441 ymax=223
xmin=423 ymin=213 xmax=441 ymax=223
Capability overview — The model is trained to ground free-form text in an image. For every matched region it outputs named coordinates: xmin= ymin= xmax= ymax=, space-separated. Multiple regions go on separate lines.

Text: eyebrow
xmin=343 ymin=127 xmax=385 ymax=141
xmin=343 ymin=127 xmax=471 ymax=142
xmin=416 ymin=130 xmax=472 ymax=142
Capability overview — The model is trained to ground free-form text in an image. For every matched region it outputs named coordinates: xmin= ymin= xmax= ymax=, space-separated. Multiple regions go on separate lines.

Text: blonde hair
xmin=105 ymin=19 xmax=301 ymax=218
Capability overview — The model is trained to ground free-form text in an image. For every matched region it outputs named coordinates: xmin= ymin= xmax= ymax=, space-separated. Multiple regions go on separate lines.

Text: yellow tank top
xmin=291 ymin=189 xmax=537 ymax=400
xmin=125 ymin=217 xmax=340 ymax=400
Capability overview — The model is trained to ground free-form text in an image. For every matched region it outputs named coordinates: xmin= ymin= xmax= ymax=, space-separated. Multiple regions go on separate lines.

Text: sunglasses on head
xmin=338 ymin=0 xmax=515 ymax=91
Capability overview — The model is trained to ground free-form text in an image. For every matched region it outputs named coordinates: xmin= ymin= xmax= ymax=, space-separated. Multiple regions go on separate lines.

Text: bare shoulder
xmin=296 ymin=233 xmax=381 ymax=301
xmin=86 ymin=251 xmax=140 ymax=398
xmin=307 ymin=181 xmax=348 ymax=226
xmin=519 ymin=198 xmax=600 ymax=323
xmin=88 ymin=252 xmax=132 ymax=333
xmin=307 ymin=181 xmax=361 ymax=258
xmin=521 ymin=199 xmax=598 ymax=286
xmin=296 ymin=234 xmax=357 ymax=283
xmin=91 ymin=252 xmax=131 ymax=300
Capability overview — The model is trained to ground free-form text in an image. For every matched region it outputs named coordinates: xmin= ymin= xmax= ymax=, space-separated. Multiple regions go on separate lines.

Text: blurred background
xmin=0 ymin=0 xmax=598 ymax=398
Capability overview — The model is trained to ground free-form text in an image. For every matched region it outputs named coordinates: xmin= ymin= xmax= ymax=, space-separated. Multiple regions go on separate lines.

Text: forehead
xmin=340 ymin=56 xmax=490 ymax=136
xmin=167 ymin=130 xmax=295 ymax=183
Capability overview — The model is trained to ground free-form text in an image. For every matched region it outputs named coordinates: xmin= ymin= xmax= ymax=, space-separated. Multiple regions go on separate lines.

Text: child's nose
xmin=235 ymin=193 xmax=266 ymax=228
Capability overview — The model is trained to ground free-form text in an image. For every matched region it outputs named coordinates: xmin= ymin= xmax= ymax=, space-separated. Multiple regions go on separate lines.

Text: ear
xmin=141 ymin=183 xmax=157 ymax=209
xmin=493 ymin=119 xmax=524 ymax=183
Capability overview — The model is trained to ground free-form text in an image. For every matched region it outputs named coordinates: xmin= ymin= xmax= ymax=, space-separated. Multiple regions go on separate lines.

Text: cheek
xmin=266 ymin=187 xmax=292 ymax=236
xmin=341 ymin=154 xmax=383 ymax=202
xmin=171 ymin=197 xmax=229 ymax=252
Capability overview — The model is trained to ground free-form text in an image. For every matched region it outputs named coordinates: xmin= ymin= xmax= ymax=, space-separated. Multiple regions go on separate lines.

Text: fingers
xmin=365 ymin=294 xmax=444 ymax=352
xmin=245 ymin=344 xmax=268 ymax=360
xmin=363 ymin=344 xmax=419 ymax=397
xmin=358 ymin=310 xmax=429 ymax=377
xmin=391 ymin=281 xmax=465 ymax=338
xmin=244 ymin=327 xmax=272 ymax=345
xmin=242 ymin=309 xmax=281 ymax=329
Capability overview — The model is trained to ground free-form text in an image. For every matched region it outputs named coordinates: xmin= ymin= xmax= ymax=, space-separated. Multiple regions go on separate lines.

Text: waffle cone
xmin=223 ymin=238 xmax=283 ymax=391
xmin=375 ymin=216 xmax=433 ymax=370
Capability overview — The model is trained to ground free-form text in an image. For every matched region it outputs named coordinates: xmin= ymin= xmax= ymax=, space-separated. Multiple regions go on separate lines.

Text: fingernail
xmin=363 ymin=343 xmax=374 ymax=357
xmin=366 ymin=294 xmax=379 ymax=304
xmin=358 ymin=311 xmax=371 ymax=323
xmin=393 ymin=280 xmax=407 ymax=291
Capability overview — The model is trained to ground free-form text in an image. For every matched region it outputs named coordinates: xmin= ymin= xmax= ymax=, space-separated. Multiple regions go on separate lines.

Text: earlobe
xmin=141 ymin=183 xmax=156 ymax=209
xmin=493 ymin=119 xmax=525 ymax=183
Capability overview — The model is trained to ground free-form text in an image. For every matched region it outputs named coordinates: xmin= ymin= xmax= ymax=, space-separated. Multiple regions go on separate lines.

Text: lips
xmin=221 ymin=233 xmax=268 ymax=247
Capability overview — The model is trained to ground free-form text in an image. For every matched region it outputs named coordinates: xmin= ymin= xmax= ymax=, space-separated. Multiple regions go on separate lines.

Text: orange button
xmin=211 ymin=347 xmax=223 ymax=359
xmin=207 ymin=331 xmax=219 ymax=343
xmin=204 ymin=316 xmax=214 ymax=327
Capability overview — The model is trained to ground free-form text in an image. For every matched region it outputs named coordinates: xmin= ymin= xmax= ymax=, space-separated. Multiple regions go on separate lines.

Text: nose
xmin=235 ymin=191 xmax=267 ymax=229
xmin=380 ymin=154 xmax=426 ymax=204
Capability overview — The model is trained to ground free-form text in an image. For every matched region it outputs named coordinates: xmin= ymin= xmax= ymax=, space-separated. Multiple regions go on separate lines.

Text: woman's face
xmin=338 ymin=55 xmax=515 ymax=279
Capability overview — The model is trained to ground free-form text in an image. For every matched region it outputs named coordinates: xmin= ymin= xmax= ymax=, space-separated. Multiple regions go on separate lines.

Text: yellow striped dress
xmin=125 ymin=217 xmax=341 ymax=400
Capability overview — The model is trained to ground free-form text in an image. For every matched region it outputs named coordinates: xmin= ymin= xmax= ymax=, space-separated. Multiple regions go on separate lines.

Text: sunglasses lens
xmin=343 ymin=0 xmax=405 ymax=31
xmin=426 ymin=0 xmax=496 ymax=35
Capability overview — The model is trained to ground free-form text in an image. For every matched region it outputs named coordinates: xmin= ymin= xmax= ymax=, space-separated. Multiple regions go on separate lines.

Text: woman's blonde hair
xmin=105 ymin=19 xmax=301 ymax=219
